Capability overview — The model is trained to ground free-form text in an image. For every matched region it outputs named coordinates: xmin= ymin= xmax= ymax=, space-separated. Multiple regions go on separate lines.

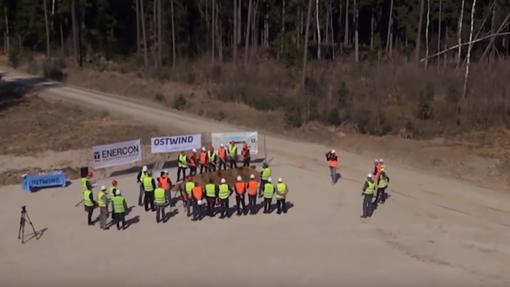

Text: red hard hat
xmin=87 ymin=171 xmax=93 ymax=178
xmin=112 ymin=179 xmax=118 ymax=186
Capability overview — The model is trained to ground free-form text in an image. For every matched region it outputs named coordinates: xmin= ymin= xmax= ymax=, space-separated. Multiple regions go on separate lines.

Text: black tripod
xmin=18 ymin=206 xmax=39 ymax=244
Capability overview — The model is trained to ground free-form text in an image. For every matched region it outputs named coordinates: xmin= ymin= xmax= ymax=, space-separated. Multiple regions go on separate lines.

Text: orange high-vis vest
xmin=218 ymin=147 xmax=226 ymax=160
xmin=158 ymin=176 xmax=171 ymax=190
xmin=235 ymin=182 xmax=246 ymax=195
xmin=192 ymin=186 xmax=203 ymax=200
xmin=188 ymin=152 xmax=196 ymax=167
xmin=199 ymin=151 xmax=208 ymax=164
xmin=328 ymin=159 xmax=338 ymax=168
xmin=247 ymin=180 xmax=258 ymax=196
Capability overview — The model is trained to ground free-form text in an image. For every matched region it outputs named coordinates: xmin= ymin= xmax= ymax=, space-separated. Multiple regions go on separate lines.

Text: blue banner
xmin=22 ymin=171 xmax=67 ymax=192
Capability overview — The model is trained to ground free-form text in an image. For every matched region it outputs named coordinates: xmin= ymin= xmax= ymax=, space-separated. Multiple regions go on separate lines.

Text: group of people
xmin=176 ymin=142 xmax=251 ymax=181
xmin=137 ymin=161 xmax=289 ymax=223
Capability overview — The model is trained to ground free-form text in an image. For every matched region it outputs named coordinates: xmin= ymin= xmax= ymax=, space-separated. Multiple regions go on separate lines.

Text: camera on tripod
xmin=18 ymin=205 xmax=39 ymax=244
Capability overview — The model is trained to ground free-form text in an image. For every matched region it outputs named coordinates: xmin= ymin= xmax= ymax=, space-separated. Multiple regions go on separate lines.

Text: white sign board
xmin=211 ymin=132 xmax=258 ymax=154
xmin=151 ymin=134 xmax=202 ymax=154
xmin=93 ymin=139 xmax=142 ymax=169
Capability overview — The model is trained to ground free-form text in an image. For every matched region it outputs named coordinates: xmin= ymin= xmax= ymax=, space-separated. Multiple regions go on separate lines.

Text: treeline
xmin=2 ymin=0 xmax=510 ymax=136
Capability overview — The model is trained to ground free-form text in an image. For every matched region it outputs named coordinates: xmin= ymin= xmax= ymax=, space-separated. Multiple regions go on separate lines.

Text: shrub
xmin=8 ymin=47 xmax=21 ymax=68
xmin=417 ymin=83 xmax=434 ymax=120
xmin=154 ymin=93 xmax=165 ymax=103
xmin=172 ymin=94 xmax=187 ymax=110
xmin=42 ymin=60 xmax=66 ymax=81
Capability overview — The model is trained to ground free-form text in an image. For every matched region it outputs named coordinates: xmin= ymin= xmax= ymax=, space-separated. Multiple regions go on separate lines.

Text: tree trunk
xmin=386 ymin=0 xmax=394 ymax=54
xmin=370 ymin=9 xmax=374 ymax=49
xmin=489 ymin=1 xmax=496 ymax=62
xmin=216 ymin=0 xmax=223 ymax=62
xmin=456 ymin=0 xmax=465 ymax=68
xmin=354 ymin=0 xmax=359 ymax=62
xmin=71 ymin=0 xmax=79 ymax=66
xmin=425 ymin=0 xmax=430 ymax=69
xmin=244 ymin=0 xmax=253 ymax=66
xmin=302 ymin=0 xmax=313 ymax=122
xmin=437 ymin=0 xmax=442 ymax=68
xmin=279 ymin=0 xmax=286 ymax=59
xmin=140 ymin=0 xmax=149 ymax=68
xmin=43 ymin=0 xmax=51 ymax=57
xmin=415 ymin=0 xmax=424 ymax=63
xmin=212 ymin=0 xmax=216 ymax=64
xmin=171 ymin=0 xmax=176 ymax=68
xmin=481 ymin=12 xmax=510 ymax=60
xmin=152 ymin=0 xmax=158 ymax=68
xmin=237 ymin=0 xmax=242 ymax=45
xmin=251 ymin=0 xmax=259 ymax=52
xmin=330 ymin=0 xmax=335 ymax=59
xmin=158 ymin=0 xmax=162 ymax=68
xmin=264 ymin=0 xmax=270 ymax=47
xmin=60 ymin=23 xmax=64 ymax=54
xmin=315 ymin=0 xmax=321 ymax=60
xmin=4 ymin=7 xmax=9 ymax=53
xmin=343 ymin=0 xmax=349 ymax=46
xmin=463 ymin=0 xmax=477 ymax=99
xmin=233 ymin=0 xmax=237 ymax=63
xmin=135 ymin=0 xmax=141 ymax=57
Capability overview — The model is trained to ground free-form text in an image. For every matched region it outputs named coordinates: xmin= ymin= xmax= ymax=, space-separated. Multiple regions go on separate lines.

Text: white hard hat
xmin=374 ymin=159 xmax=379 ymax=163
xmin=192 ymin=148 xmax=197 ymax=152
xmin=267 ymin=177 xmax=272 ymax=183
xmin=250 ymin=174 xmax=255 ymax=179
xmin=379 ymin=159 xmax=384 ymax=163
xmin=220 ymin=178 xmax=226 ymax=183
xmin=142 ymin=165 xmax=148 ymax=171
xmin=201 ymin=147 xmax=206 ymax=151
xmin=164 ymin=170 xmax=169 ymax=174
xmin=115 ymin=189 xmax=121 ymax=196
xmin=220 ymin=144 xmax=224 ymax=147
xmin=100 ymin=185 xmax=106 ymax=191
xmin=367 ymin=173 xmax=373 ymax=178
xmin=236 ymin=176 xmax=242 ymax=181
xmin=331 ymin=149 xmax=336 ymax=153
xmin=278 ymin=178 xmax=283 ymax=183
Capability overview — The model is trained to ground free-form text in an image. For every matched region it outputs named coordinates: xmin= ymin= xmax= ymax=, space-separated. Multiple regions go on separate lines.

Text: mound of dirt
xmin=173 ymin=166 xmax=259 ymax=190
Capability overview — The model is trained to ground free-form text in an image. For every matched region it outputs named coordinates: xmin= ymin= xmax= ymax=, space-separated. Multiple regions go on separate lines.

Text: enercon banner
xmin=151 ymin=134 xmax=202 ymax=153
xmin=93 ymin=139 xmax=142 ymax=169
xmin=211 ymin=132 xmax=258 ymax=154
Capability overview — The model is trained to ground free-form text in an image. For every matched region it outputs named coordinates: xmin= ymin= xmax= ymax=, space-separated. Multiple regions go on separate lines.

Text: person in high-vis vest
xmin=205 ymin=179 xmax=217 ymax=216
xmin=188 ymin=149 xmax=198 ymax=176
xmin=158 ymin=170 xmax=172 ymax=206
xmin=177 ymin=151 xmax=188 ymax=181
xmin=361 ymin=174 xmax=376 ymax=218
xmin=208 ymin=145 xmax=218 ymax=172
xmin=218 ymin=178 xmax=232 ymax=218
xmin=241 ymin=142 xmax=250 ymax=167
xmin=199 ymin=147 xmax=209 ymax=174
xmin=143 ymin=171 xmax=156 ymax=212
xmin=375 ymin=171 xmax=390 ymax=205
xmin=228 ymin=141 xmax=238 ymax=169
xmin=184 ymin=177 xmax=195 ymax=217
xmin=154 ymin=183 xmax=167 ymax=223
xmin=247 ymin=174 xmax=258 ymax=214
xmin=98 ymin=185 xmax=109 ymax=230
xmin=112 ymin=189 xmax=128 ymax=230
xmin=108 ymin=179 xmax=118 ymax=220
xmin=191 ymin=182 xmax=204 ymax=221
xmin=217 ymin=144 xmax=227 ymax=171
xmin=275 ymin=178 xmax=288 ymax=214
xmin=260 ymin=162 xmax=272 ymax=197
xmin=81 ymin=170 xmax=93 ymax=192
xmin=137 ymin=165 xmax=148 ymax=206
xmin=234 ymin=176 xmax=247 ymax=216
xmin=263 ymin=177 xmax=274 ymax=214
xmin=325 ymin=149 xmax=338 ymax=184
xmin=82 ymin=183 xmax=96 ymax=225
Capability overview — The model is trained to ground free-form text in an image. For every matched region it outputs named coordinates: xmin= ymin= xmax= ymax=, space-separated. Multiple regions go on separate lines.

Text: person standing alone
xmin=325 ymin=150 xmax=338 ymax=184
xmin=275 ymin=178 xmax=288 ymax=214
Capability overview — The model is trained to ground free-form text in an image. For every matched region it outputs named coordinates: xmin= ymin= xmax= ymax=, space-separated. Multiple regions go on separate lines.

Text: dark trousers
xmin=235 ymin=194 xmax=246 ymax=215
xmin=156 ymin=204 xmax=166 ymax=223
xmin=362 ymin=194 xmax=374 ymax=217
xmin=259 ymin=180 xmax=267 ymax=197
xmin=99 ymin=207 xmax=108 ymax=229
xmin=85 ymin=206 xmax=94 ymax=225
xmin=218 ymin=160 xmax=226 ymax=170
xmin=229 ymin=158 xmax=238 ymax=169
xmin=375 ymin=187 xmax=387 ymax=204
xmin=200 ymin=164 xmax=209 ymax=174
xmin=206 ymin=196 xmax=216 ymax=216
xmin=144 ymin=191 xmax=155 ymax=211
xmin=138 ymin=184 xmax=144 ymax=206
xmin=209 ymin=162 xmax=217 ymax=172
xmin=276 ymin=199 xmax=287 ymax=214
xmin=263 ymin=198 xmax=272 ymax=213
xmin=114 ymin=213 xmax=125 ymax=230
xmin=220 ymin=198 xmax=230 ymax=218
xmin=192 ymin=199 xmax=202 ymax=220
xmin=189 ymin=166 xmax=197 ymax=176
xmin=243 ymin=158 xmax=250 ymax=167
xmin=248 ymin=195 xmax=257 ymax=214
xmin=177 ymin=167 xmax=186 ymax=181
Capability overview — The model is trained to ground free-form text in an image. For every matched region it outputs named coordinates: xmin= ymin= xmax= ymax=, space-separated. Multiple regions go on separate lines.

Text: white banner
xmin=151 ymin=134 xmax=202 ymax=154
xmin=211 ymin=132 xmax=258 ymax=154
xmin=93 ymin=139 xmax=142 ymax=169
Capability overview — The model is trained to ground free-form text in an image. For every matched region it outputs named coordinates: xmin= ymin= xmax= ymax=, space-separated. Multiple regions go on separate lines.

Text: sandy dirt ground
xmin=1 ymin=71 xmax=510 ymax=286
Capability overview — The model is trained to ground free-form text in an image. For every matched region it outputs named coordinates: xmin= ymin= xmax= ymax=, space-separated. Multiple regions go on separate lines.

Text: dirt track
xmin=1 ymin=70 xmax=510 ymax=286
